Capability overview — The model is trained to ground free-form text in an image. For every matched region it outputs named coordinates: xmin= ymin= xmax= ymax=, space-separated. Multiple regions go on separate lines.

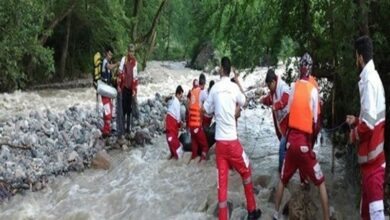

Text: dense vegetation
xmin=0 ymin=0 xmax=389 ymax=202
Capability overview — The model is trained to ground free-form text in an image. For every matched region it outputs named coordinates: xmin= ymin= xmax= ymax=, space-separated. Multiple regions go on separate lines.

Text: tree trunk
xmin=131 ymin=0 xmax=143 ymax=42
xmin=59 ymin=14 xmax=72 ymax=79
xmin=136 ymin=0 xmax=169 ymax=44
xmin=142 ymin=31 xmax=157 ymax=70
xmin=39 ymin=0 xmax=77 ymax=45
xmin=302 ymin=0 xmax=312 ymax=45
xmin=357 ymin=0 xmax=369 ymax=35
xmin=165 ymin=7 xmax=172 ymax=58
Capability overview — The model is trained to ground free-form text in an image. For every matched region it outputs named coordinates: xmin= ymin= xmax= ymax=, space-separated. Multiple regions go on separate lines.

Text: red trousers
xmin=165 ymin=115 xmax=181 ymax=159
xmin=101 ymin=96 xmax=113 ymax=136
xmin=203 ymin=115 xmax=213 ymax=127
xmin=190 ymin=126 xmax=209 ymax=160
xmin=361 ymin=164 xmax=385 ymax=220
xmin=216 ymin=140 xmax=257 ymax=220
xmin=281 ymin=131 xmax=325 ymax=186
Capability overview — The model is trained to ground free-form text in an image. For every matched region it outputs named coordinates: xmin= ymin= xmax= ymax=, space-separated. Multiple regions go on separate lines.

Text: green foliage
xmin=278 ymin=36 xmax=298 ymax=64
xmin=0 ymin=0 xmax=54 ymax=91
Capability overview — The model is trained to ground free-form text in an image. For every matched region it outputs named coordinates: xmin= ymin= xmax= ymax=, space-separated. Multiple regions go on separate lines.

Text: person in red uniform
xmin=121 ymin=44 xmax=138 ymax=133
xmin=346 ymin=36 xmax=386 ymax=220
xmin=101 ymin=46 xmax=119 ymax=137
xmin=203 ymin=57 xmax=261 ymax=220
xmin=165 ymin=86 xmax=185 ymax=160
xmin=259 ymin=69 xmax=290 ymax=172
xmin=273 ymin=53 xmax=329 ymax=220
xmin=188 ymin=74 xmax=209 ymax=162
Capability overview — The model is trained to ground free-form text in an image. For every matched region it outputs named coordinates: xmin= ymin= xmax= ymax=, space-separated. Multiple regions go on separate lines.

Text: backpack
xmin=93 ymin=52 xmax=102 ymax=89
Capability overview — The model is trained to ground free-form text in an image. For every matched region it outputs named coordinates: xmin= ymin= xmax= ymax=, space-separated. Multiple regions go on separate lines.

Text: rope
xmin=321 ymin=121 xmax=347 ymax=133
xmin=241 ymin=108 xmax=276 ymax=159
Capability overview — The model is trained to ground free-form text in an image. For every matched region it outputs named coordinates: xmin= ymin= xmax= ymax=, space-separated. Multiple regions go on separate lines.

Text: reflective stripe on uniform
xmin=361 ymin=110 xmax=386 ymax=128
xmin=358 ymin=142 xmax=384 ymax=164
xmin=243 ymin=177 xmax=251 ymax=185
xmin=219 ymin=201 xmax=227 ymax=208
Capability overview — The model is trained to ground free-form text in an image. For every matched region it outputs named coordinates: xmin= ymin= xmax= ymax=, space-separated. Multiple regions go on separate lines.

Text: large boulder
xmin=191 ymin=41 xmax=215 ymax=70
xmin=91 ymin=150 xmax=111 ymax=170
xmin=0 ymin=181 xmax=12 ymax=202
xmin=288 ymin=189 xmax=317 ymax=220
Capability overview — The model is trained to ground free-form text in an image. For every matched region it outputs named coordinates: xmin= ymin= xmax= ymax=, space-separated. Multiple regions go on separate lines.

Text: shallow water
xmin=0 ymin=61 xmax=360 ymax=219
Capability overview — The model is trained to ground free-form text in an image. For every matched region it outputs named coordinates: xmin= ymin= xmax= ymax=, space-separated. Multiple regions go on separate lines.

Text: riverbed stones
xmin=0 ymin=92 xmax=169 ymax=197
xmin=288 ymin=189 xmax=317 ymax=220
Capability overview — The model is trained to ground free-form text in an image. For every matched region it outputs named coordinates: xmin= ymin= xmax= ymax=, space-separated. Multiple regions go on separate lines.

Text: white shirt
xmin=102 ymin=58 xmax=110 ymax=74
xmin=200 ymin=89 xmax=208 ymax=105
xmin=119 ymin=56 xmax=126 ymax=72
xmin=167 ymin=96 xmax=181 ymax=122
xmin=358 ymin=60 xmax=386 ymax=129
xmin=118 ymin=56 xmax=138 ymax=80
xmin=204 ymin=77 xmax=246 ymax=140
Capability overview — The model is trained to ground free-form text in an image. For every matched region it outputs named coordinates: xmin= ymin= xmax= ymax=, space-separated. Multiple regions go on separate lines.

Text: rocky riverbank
xmin=0 ymin=92 xmax=169 ymax=202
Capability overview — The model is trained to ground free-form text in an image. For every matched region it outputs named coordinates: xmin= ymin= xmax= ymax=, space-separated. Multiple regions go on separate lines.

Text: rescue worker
xmin=259 ymin=69 xmax=290 ymax=172
xmin=201 ymin=80 xmax=215 ymax=127
xmin=296 ymin=53 xmax=322 ymax=186
xmin=203 ymin=57 xmax=262 ymax=220
xmin=186 ymin=78 xmax=199 ymax=125
xmin=101 ymin=46 xmax=119 ymax=137
xmin=273 ymin=53 xmax=329 ymax=220
xmin=187 ymin=78 xmax=199 ymax=99
xmin=188 ymin=74 xmax=209 ymax=161
xmin=345 ymin=35 xmax=386 ymax=220
xmin=165 ymin=85 xmax=185 ymax=160
xmin=121 ymin=44 xmax=138 ymax=133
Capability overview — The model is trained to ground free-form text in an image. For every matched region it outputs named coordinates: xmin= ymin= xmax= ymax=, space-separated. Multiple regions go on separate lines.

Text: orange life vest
xmin=188 ymin=87 xmax=202 ymax=128
xmin=288 ymin=80 xmax=315 ymax=134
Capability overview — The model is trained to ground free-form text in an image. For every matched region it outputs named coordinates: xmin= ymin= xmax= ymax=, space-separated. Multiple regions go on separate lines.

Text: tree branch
xmin=135 ymin=0 xmax=168 ymax=44
xmin=39 ymin=0 xmax=77 ymax=44
xmin=313 ymin=64 xmax=336 ymax=80
xmin=0 ymin=142 xmax=31 ymax=150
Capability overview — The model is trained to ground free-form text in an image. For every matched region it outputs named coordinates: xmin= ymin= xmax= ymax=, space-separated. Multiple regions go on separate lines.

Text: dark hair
xmin=221 ymin=57 xmax=231 ymax=76
xmin=175 ymin=85 xmax=184 ymax=95
xmin=265 ymin=69 xmax=277 ymax=84
xmin=105 ymin=46 xmax=114 ymax=54
xmin=199 ymin=73 xmax=206 ymax=86
xmin=208 ymin=80 xmax=215 ymax=93
xmin=355 ymin=35 xmax=373 ymax=64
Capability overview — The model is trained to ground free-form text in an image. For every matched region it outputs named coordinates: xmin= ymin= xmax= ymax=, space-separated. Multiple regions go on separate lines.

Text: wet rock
xmin=288 ymin=190 xmax=317 ymax=220
xmin=67 ymin=151 xmax=80 ymax=162
xmin=191 ymin=41 xmax=215 ymax=70
xmin=0 ymin=145 xmax=11 ymax=160
xmin=253 ymin=175 xmax=271 ymax=188
xmin=212 ymin=200 xmax=233 ymax=218
xmin=0 ymin=181 xmax=12 ymax=202
xmin=91 ymin=150 xmax=111 ymax=170
xmin=147 ymin=99 xmax=155 ymax=108
xmin=122 ymin=144 xmax=129 ymax=151
xmin=134 ymin=129 xmax=152 ymax=146
xmin=0 ymin=94 xmax=168 ymax=196
xmin=330 ymin=206 xmax=342 ymax=220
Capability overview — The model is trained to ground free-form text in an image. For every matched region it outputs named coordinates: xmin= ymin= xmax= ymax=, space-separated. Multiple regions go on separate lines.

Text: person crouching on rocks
xmin=165 ymin=85 xmax=185 ymax=160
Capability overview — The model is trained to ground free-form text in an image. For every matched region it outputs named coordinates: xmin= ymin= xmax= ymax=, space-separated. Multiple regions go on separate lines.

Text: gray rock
xmin=0 ymin=145 xmax=11 ymax=160
xmin=91 ymin=150 xmax=111 ymax=170
xmin=67 ymin=151 xmax=79 ymax=162
xmin=134 ymin=129 xmax=152 ymax=146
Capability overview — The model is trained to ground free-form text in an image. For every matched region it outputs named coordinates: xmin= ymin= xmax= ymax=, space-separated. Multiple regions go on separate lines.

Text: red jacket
xmin=262 ymin=78 xmax=290 ymax=138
